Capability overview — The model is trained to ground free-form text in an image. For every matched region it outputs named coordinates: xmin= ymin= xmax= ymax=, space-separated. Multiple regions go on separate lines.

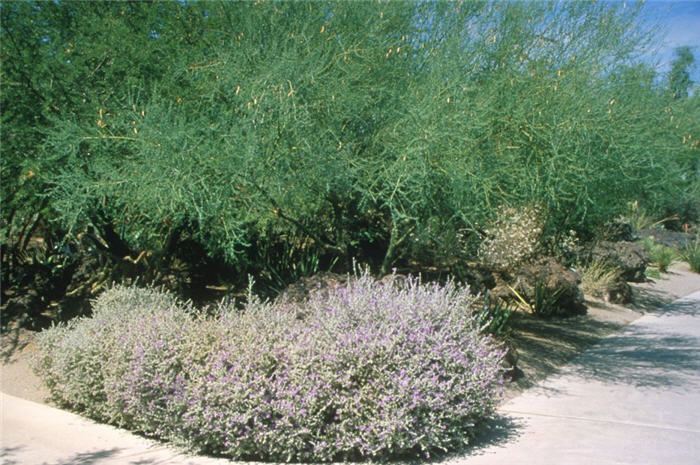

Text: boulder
xmin=274 ymin=271 xmax=350 ymax=305
xmin=589 ymin=241 xmax=648 ymax=282
xmin=637 ymin=228 xmax=694 ymax=249
xmin=501 ymin=338 xmax=523 ymax=381
xmin=458 ymin=263 xmax=497 ymax=296
xmin=603 ymin=277 xmax=632 ymax=304
xmin=596 ymin=220 xmax=635 ymax=242
xmin=518 ymin=258 xmax=585 ymax=316
xmin=491 ymin=257 xmax=585 ymax=317
xmin=581 ymin=273 xmax=632 ymax=305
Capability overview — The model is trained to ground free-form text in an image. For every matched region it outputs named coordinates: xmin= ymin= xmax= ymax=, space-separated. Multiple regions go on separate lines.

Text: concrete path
xmin=454 ymin=290 xmax=700 ymax=464
xmin=0 ymin=392 xmax=232 ymax=465
xmin=2 ymin=291 xmax=699 ymax=465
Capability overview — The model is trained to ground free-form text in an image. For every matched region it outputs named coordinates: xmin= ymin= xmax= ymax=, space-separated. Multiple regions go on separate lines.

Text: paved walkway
xmin=0 ymin=393 xmax=231 ymax=465
xmin=454 ymin=290 xmax=700 ymax=464
xmin=2 ymin=291 xmax=699 ymax=465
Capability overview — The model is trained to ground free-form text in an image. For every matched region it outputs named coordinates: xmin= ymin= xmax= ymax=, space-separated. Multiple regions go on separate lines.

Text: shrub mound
xmin=34 ymin=273 xmax=505 ymax=462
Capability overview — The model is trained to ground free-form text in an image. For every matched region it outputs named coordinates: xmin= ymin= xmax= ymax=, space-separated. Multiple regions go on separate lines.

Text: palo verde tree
xmin=1 ymin=1 xmax=197 ymax=266
xmin=2 ymin=1 xmax=698 ymax=291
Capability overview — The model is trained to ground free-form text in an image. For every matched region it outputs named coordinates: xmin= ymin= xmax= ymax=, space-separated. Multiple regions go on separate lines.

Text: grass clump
xmin=645 ymin=268 xmax=662 ymax=280
xmin=505 ymin=280 xmax=566 ymax=318
xmin=478 ymin=292 xmax=515 ymax=337
xmin=34 ymin=273 xmax=505 ymax=462
xmin=641 ymin=237 xmax=676 ymax=273
xmin=530 ymin=280 xmax=566 ymax=318
xmin=652 ymin=246 xmax=676 ymax=273
xmin=679 ymin=235 xmax=700 ymax=273
xmin=580 ymin=260 xmax=623 ymax=298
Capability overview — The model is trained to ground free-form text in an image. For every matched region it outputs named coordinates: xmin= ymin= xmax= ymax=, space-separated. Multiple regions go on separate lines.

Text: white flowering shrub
xmin=478 ymin=205 xmax=544 ymax=270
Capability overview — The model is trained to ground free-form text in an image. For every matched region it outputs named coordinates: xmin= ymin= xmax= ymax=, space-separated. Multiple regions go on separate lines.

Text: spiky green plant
xmin=478 ymin=291 xmax=515 ymax=337
xmin=531 ymin=279 xmax=566 ymax=318
xmin=642 ymin=238 xmax=676 ymax=273
xmin=680 ymin=235 xmax=700 ymax=273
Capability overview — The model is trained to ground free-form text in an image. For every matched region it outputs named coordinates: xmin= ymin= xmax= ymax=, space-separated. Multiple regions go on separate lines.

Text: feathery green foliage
xmin=670 ymin=46 xmax=695 ymax=100
xmin=2 ymin=1 xmax=698 ymax=290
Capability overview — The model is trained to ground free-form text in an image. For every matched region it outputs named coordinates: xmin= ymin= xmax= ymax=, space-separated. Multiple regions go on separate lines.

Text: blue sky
xmin=642 ymin=1 xmax=700 ymax=86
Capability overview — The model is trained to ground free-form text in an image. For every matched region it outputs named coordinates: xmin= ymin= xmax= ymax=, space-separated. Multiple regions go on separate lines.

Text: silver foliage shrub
xmin=34 ymin=274 xmax=505 ymax=461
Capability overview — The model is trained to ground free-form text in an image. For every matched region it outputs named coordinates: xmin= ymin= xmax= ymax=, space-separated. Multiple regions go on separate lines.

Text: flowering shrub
xmin=34 ymin=274 xmax=505 ymax=461
xmin=33 ymin=286 xmax=192 ymax=428
xmin=478 ymin=205 xmax=544 ymax=270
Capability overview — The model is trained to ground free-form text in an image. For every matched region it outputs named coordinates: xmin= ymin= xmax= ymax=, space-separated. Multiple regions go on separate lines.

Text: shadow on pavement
xmin=509 ymin=314 xmax=624 ymax=392
xmin=1 ymin=445 xmax=128 ymax=465
xmin=654 ymin=298 xmax=700 ymax=317
xmin=629 ymin=286 xmax=672 ymax=312
xmin=421 ymin=414 xmax=524 ymax=464
xmin=1 ymin=446 xmax=25 ymax=465
xmin=0 ymin=326 xmax=31 ymax=363
xmin=570 ymin=330 xmax=700 ymax=390
xmin=463 ymin=415 xmax=525 ymax=456
xmin=568 ymin=292 xmax=700 ymax=390
xmin=628 ymin=286 xmax=699 ymax=315
xmin=41 ymin=449 xmax=123 ymax=465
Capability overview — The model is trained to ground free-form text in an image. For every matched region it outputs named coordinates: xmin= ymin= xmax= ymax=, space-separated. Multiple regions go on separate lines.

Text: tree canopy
xmin=2 ymin=0 xmax=698 ymax=291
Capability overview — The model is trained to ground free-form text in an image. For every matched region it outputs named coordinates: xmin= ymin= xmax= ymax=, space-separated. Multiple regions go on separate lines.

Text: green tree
xmin=1 ymin=1 xmax=190 ymax=257
xmin=2 ymin=1 xmax=698 ymax=293
xmin=669 ymin=46 xmax=695 ymax=100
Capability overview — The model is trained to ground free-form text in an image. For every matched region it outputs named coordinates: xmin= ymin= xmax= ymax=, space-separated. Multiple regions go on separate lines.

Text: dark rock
xmin=490 ymin=257 xmax=585 ymax=317
xmin=515 ymin=258 xmax=585 ymax=316
xmin=589 ymin=241 xmax=648 ymax=282
xmin=277 ymin=271 xmax=417 ymax=306
xmin=597 ymin=220 xmax=635 ymax=242
xmin=637 ymin=228 xmax=694 ymax=249
xmin=604 ymin=277 xmax=632 ymax=304
xmin=501 ymin=338 xmax=522 ymax=381
xmin=457 ymin=263 xmax=496 ymax=296
xmin=275 ymin=272 xmax=350 ymax=304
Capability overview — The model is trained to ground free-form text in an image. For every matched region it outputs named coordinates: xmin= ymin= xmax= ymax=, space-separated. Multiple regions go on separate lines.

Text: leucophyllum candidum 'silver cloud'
xmin=34 ymin=272 xmax=505 ymax=461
